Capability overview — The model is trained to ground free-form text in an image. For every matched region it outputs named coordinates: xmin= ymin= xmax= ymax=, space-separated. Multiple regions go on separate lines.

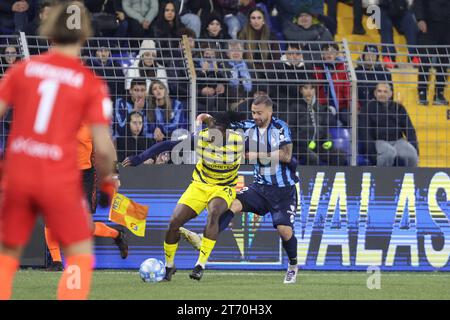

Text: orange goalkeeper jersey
xmin=77 ymin=124 xmax=93 ymax=170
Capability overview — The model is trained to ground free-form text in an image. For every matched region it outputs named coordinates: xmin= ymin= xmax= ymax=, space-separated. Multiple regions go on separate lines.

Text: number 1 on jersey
xmin=34 ymin=79 xmax=60 ymax=134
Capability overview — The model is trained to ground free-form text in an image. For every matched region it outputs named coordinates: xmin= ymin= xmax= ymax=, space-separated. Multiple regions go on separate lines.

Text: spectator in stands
xmin=115 ymin=79 xmax=153 ymax=138
xmin=278 ymin=43 xmax=312 ymax=100
xmin=151 ymin=0 xmax=190 ymax=62
xmin=147 ymin=80 xmax=187 ymax=142
xmin=359 ymin=82 xmax=419 ymax=167
xmin=287 ymin=83 xmax=345 ymax=165
xmin=84 ymin=0 xmax=128 ymax=37
xmin=116 ymin=111 xmax=155 ymax=162
xmin=24 ymin=0 xmax=51 ymax=36
xmin=238 ymin=7 xmax=280 ymax=85
xmin=1 ymin=45 xmax=19 ymax=74
xmin=125 ymin=39 xmax=169 ymax=93
xmin=414 ymin=0 xmax=450 ymax=106
xmin=200 ymin=12 xmax=230 ymax=57
xmin=355 ymin=44 xmax=392 ymax=107
xmin=282 ymin=6 xmax=333 ymax=62
xmin=122 ymin=0 xmax=158 ymax=38
xmin=314 ymin=43 xmax=351 ymax=127
xmin=195 ymin=42 xmax=227 ymax=113
xmin=224 ymin=41 xmax=253 ymax=109
xmin=173 ymin=0 xmax=209 ymax=38
xmin=378 ymin=0 xmax=419 ymax=69
xmin=85 ymin=40 xmax=125 ymax=97
xmin=0 ymin=44 xmax=18 ymax=151
xmin=22 ymin=1 xmax=51 ymax=55
xmin=215 ymin=0 xmax=256 ymax=39
xmin=275 ymin=0 xmax=337 ymax=36
xmin=151 ymin=1 xmax=185 ymax=40
xmin=0 ymin=0 xmax=29 ymax=34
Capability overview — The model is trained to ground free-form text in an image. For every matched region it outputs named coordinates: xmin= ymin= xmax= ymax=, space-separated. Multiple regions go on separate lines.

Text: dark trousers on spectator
xmin=417 ymin=21 xmax=450 ymax=95
xmin=127 ymin=18 xmax=152 ymax=38
xmin=379 ymin=9 xmax=418 ymax=58
xmin=325 ymin=0 xmax=363 ymax=35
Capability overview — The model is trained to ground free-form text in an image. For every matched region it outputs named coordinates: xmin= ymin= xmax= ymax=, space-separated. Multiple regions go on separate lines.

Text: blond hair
xmin=39 ymin=1 xmax=92 ymax=45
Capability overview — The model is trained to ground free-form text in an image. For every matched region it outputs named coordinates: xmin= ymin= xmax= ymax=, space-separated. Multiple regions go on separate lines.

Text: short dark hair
xmin=212 ymin=111 xmax=246 ymax=129
xmin=322 ymin=43 xmax=339 ymax=52
xmin=130 ymin=79 xmax=147 ymax=89
xmin=287 ymin=43 xmax=302 ymax=51
xmin=129 ymin=111 xmax=143 ymax=120
xmin=253 ymin=95 xmax=273 ymax=108
xmin=178 ymin=27 xmax=196 ymax=39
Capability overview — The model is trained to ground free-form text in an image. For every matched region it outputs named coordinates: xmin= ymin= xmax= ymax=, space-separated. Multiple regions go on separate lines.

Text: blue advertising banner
xmin=93 ymin=166 xmax=450 ymax=271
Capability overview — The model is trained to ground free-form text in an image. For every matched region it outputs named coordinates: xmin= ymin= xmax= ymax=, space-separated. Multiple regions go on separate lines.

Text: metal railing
xmin=0 ymin=34 xmax=448 ymax=167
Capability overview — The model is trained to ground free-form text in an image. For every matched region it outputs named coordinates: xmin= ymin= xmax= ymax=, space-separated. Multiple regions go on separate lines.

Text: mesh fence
xmin=0 ymin=35 xmax=24 ymax=152
xmin=348 ymin=42 xmax=450 ymax=168
xmin=0 ymin=34 xmax=448 ymax=167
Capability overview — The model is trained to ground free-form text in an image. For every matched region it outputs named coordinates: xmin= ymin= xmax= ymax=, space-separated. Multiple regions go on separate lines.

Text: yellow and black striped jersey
xmin=193 ymin=128 xmax=244 ymax=187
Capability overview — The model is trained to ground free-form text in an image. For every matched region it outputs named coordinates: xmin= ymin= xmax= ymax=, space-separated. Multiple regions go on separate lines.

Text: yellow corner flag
xmin=109 ymin=193 xmax=149 ymax=237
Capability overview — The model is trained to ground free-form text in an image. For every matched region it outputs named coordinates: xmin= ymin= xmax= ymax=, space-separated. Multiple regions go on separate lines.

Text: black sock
xmin=218 ymin=209 xmax=234 ymax=233
xmin=282 ymin=235 xmax=298 ymax=265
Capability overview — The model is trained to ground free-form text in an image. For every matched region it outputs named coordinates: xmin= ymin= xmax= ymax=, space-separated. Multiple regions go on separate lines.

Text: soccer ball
xmin=139 ymin=258 xmax=166 ymax=283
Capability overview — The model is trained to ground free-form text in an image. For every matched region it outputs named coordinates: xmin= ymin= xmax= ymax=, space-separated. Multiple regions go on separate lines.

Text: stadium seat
xmin=329 ymin=127 xmax=352 ymax=165
xmin=111 ymin=52 xmax=135 ymax=69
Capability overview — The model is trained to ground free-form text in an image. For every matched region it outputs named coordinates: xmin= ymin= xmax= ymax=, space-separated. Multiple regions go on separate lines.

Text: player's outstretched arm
xmin=122 ymin=139 xmax=181 ymax=167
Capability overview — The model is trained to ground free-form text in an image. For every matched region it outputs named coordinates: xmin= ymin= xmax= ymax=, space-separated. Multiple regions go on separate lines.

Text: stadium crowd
xmin=1 ymin=0 xmax=449 ymax=167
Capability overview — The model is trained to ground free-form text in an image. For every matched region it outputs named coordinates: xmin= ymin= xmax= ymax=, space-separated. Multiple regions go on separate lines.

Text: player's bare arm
xmin=247 ymin=143 xmax=292 ymax=164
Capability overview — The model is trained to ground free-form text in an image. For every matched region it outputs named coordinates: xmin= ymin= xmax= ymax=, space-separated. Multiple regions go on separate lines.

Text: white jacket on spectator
xmin=125 ymin=39 xmax=169 ymax=92
xmin=122 ymin=0 xmax=159 ymax=24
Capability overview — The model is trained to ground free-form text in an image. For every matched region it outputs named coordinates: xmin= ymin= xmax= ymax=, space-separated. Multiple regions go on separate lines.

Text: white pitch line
xmin=18 ymin=270 xmax=450 ymax=277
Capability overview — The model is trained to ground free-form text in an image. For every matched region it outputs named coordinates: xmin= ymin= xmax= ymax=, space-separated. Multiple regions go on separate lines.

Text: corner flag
xmin=109 ymin=193 xmax=149 ymax=237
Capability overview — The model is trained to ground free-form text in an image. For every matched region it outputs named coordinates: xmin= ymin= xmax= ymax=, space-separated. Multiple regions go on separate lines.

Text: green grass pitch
xmin=11 ymin=269 xmax=450 ymax=300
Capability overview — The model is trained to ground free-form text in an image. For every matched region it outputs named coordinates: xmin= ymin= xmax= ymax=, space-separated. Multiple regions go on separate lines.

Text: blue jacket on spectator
xmin=227 ymin=60 xmax=252 ymax=93
xmin=147 ymin=99 xmax=187 ymax=137
xmin=114 ymin=98 xmax=152 ymax=138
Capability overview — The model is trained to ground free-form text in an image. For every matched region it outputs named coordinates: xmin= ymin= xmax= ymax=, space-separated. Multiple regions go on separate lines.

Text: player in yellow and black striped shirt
xmin=123 ymin=111 xmax=245 ymax=281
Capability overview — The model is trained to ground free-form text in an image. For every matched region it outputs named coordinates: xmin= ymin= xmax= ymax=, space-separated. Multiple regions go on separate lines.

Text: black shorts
xmin=82 ymin=166 xmax=97 ymax=214
xmin=236 ymin=183 xmax=298 ymax=229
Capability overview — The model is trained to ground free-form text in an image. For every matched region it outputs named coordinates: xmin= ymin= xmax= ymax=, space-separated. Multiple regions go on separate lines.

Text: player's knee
xmin=168 ymin=216 xmax=184 ymax=230
xmin=230 ymin=200 xmax=242 ymax=214
xmin=206 ymin=209 xmax=222 ymax=224
xmin=276 ymin=224 xmax=293 ymax=241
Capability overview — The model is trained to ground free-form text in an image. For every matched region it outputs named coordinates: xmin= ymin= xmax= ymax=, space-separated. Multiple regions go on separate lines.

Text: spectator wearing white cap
xmin=125 ymin=39 xmax=169 ymax=93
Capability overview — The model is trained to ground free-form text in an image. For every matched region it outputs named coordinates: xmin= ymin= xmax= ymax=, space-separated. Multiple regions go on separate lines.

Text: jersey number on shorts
xmin=223 ymin=187 xmax=233 ymax=198
xmin=34 ymin=79 xmax=60 ymax=134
